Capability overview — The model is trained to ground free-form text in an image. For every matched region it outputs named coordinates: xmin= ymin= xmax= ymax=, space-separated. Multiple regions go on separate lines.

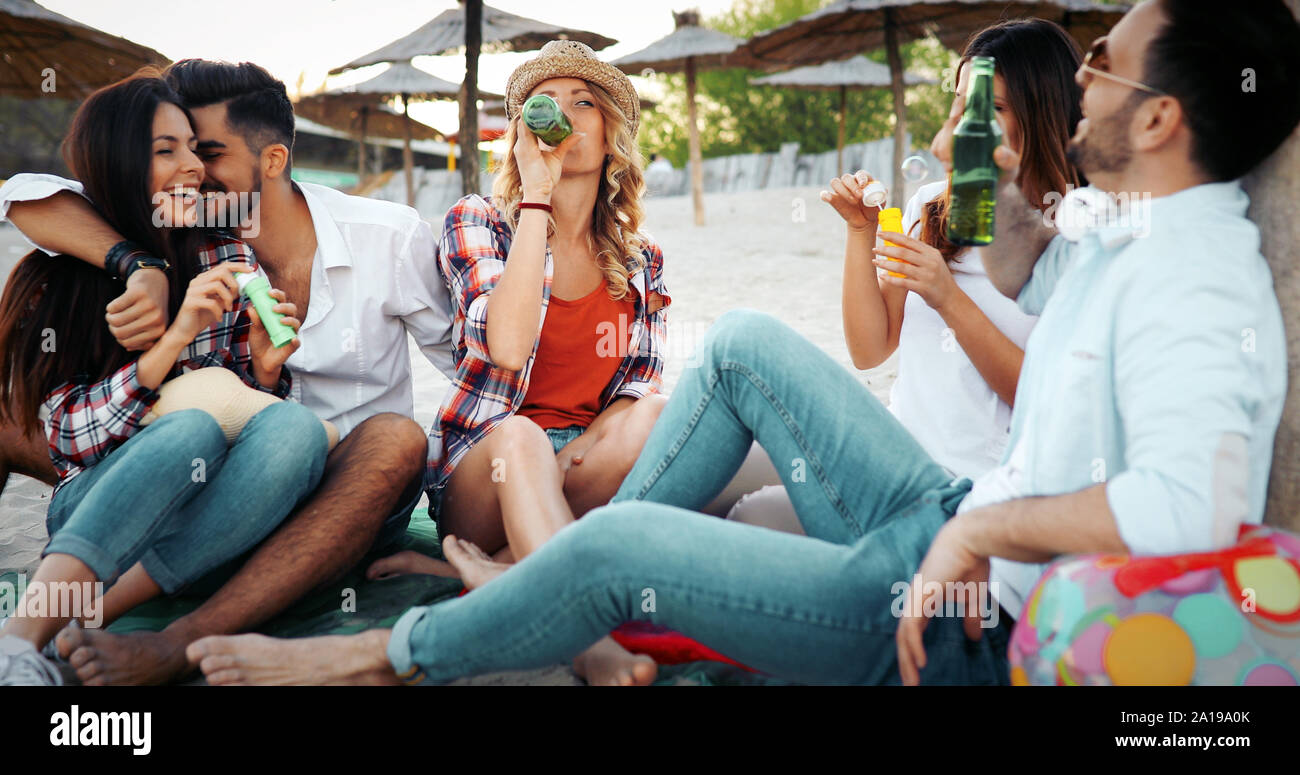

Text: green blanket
xmin=9 ymin=509 xmax=776 ymax=685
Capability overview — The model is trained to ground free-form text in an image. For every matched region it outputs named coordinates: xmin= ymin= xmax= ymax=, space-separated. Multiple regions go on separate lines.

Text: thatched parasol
xmin=738 ymin=0 xmax=1131 ymax=203
xmin=751 ymin=56 xmax=935 ymax=177
xmin=611 ymin=10 xmax=759 ymax=226
xmin=330 ymin=1 xmax=616 ymax=197
xmin=299 ymin=61 xmax=499 ymax=205
xmin=0 ymin=0 xmax=169 ymax=99
xmin=295 ymin=95 xmax=443 ymax=181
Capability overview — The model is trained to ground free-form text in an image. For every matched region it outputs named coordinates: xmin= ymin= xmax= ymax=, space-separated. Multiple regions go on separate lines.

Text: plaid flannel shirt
xmin=427 ymin=194 xmax=671 ymax=489
xmin=43 ymin=233 xmax=292 ymax=493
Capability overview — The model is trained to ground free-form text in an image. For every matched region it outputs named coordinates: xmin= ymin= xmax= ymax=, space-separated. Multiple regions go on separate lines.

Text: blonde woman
xmin=367 ymin=41 xmax=670 ymax=686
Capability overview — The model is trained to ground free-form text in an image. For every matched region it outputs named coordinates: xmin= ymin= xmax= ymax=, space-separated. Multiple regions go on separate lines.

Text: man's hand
xmin=248 ymin=288 xmax=302 ymax=388
xmin=105 ymin=267 xmax=170 ymax=350
xmin=896 ymin=513 xmax=992 ymax=686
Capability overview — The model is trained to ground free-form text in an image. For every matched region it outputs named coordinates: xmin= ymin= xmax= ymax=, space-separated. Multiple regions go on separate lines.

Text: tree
xmin=638 ymin=0 xmax=953 ymax=169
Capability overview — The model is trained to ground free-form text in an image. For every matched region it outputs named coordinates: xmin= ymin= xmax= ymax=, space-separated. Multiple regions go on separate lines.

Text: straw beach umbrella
xmin=294 ymin=97 xmax=443 ymax=189
xmin=738 ymin=0 xmax=1130 ymax=203
xmin=611 ymin=10 xmax=759 ymax=226
xmin=331 ymin=0 xmax=616 ymax=197
xmin=0 ymin=0 xmax=169 ymax=99
xmin=750 ymin=56 xmax=935 ymax=177
xmin=299 ymin=61 xmax=500 ymax=205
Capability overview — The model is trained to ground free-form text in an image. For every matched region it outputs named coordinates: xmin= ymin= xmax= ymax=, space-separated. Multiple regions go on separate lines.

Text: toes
xmin=68 ymin=645 xmax=97 ymax=670
xmin=461 ymin=540 xmax=492 ymax=561
xmin=185 ymin=635 xmax=230 ymax=665
xmin=199 ymin=654 xmax=240 ymax=677
xmin=55 ymin=623 xmax=87 ymax=659
xmin=204 ymin=668 xmax=244 ymax=686
xmin=76 ymin=659 xmax=105 ymax=683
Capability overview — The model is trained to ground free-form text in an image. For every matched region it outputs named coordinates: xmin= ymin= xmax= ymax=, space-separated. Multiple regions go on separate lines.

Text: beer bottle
xmin=947 ymin=56 xmax=1002 ymax=246
xmin=521 ymin=94 xmax=573 ymax=146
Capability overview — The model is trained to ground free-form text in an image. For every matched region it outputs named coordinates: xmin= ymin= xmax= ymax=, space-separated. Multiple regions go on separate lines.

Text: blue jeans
xmin=45 ymin=403 xmax=328 ymax=595
xmin=387 ymin=310 xmax=1010 ymax=684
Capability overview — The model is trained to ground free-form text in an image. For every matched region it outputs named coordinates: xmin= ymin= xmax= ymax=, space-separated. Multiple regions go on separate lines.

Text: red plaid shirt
xmin=43 ymin=233 xmax=291 ymax=493
xmin=428 ymin=195 xmax=671 ymax=489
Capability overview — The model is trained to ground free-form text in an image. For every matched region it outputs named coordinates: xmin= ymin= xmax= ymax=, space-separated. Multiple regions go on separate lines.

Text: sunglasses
xmin=1080 ymin=37 xmax=1167 ymax=96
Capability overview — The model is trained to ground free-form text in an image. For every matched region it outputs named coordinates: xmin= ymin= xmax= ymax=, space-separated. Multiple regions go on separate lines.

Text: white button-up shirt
xmin=0 ymin=174 xmax=456 ymax=439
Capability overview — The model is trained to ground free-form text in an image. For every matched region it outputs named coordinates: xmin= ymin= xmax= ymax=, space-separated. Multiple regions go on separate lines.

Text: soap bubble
xmin=901 ymin=154 xmax=931 ymax=183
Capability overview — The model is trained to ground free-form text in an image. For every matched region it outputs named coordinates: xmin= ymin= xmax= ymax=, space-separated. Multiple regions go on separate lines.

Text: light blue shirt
xmin=968 ymin=181 xmax=1287 ymax=616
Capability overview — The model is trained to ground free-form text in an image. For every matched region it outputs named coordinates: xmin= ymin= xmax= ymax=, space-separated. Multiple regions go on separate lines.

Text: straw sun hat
xmin=505 ymin=40 xmax=640 ymax=137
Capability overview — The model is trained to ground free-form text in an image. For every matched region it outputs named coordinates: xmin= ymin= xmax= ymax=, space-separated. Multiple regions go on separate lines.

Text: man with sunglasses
xmin=895 ymin=0 xmax=1300 ymax=681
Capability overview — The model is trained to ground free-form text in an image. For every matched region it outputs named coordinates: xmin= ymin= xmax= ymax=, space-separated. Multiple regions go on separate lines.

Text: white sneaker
xmin=0 ymin=634 xmax=64 ymax=686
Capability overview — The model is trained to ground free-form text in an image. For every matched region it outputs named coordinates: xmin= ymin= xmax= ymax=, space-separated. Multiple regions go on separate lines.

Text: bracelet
xmin=519 ymin=201 xmax=553 ymax=214
xmin=104 ymin=240 xmax=149 ymax=282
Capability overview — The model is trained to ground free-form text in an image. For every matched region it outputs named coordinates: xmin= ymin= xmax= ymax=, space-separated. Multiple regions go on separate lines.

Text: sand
xmin=0 ymin=186 xmax=898 ymax=684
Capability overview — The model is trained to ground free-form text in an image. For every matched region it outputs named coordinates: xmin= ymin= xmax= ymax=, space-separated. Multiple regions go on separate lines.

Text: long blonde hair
xmin=492 ymin=80 xmax=647 ymax=300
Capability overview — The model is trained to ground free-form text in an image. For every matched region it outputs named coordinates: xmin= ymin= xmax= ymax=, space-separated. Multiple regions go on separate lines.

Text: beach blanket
xmin=98 ymin=509 xmax=772 ymax=685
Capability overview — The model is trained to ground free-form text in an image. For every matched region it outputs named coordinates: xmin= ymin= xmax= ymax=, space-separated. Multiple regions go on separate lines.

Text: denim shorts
xmin=426 ymin=423 xmax=588 ymax=537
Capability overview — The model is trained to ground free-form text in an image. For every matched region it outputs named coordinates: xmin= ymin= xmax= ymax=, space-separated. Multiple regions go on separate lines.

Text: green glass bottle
xmin=947 ymin=56 xmax=1002 ymax=246
xmin=521 ymin=94 xmax=573 ymax=146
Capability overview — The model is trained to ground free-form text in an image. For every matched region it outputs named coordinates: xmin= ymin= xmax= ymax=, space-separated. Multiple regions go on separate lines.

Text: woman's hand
xmin=513 ymin=118 xmax=586 ymax=202
xmin=168 ymin=263 xmax=246 ymax=343
xmin=105 ymin=268 xmax=170 ymax=351
xmin=820 ymin=170 xmax=881 ymax=233
xmin=247 ymin=288 xmax=301 ymax=387
xmin=873 ymin=230 xmax=962 ymax=312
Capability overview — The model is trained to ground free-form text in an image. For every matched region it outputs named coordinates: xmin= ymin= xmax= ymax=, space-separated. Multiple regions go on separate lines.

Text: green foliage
xmin=0 ymin=96 xmax=78 ymax=177
xmin=637 ymin=0 xmax=958 ymax=169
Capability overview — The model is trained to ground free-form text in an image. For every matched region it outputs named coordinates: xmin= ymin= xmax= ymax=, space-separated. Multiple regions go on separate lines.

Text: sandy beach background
xmin=0 ymin=184 xmax=901 ymax=683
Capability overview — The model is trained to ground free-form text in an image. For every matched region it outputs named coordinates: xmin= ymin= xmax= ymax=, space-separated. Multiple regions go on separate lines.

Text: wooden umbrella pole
xmin=357 ymin=107 xmax=368 ymax=184
xmin=685 ymin=55 xmax=705 ymax=226
xmin=460 ymin=0 xmax=483 ymax=197
xmin=884 ymin=11 xmax=907 ymax=207
xmin=402 ymin=93 xmax=415 ymax=207
xmin=837 ymin=84 xmax=847 ymax=178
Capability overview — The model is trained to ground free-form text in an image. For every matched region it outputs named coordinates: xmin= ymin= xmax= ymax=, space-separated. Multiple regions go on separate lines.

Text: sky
xmin=37 ymin=0 xmax=740 ymax=133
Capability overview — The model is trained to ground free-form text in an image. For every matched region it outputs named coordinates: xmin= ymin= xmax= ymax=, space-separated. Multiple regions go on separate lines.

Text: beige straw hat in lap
xmin=505 ymin=40 xmax=640 ymax=136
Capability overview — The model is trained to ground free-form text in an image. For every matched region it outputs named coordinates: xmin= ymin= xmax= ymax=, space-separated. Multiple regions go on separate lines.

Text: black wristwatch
xmin=105 ymin=240 xmax=169 ymax=283
xmin=122 ymin=255 xmax=170 ymax=282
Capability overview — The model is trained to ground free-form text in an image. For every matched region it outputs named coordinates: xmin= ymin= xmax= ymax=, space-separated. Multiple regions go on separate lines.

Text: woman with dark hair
xmin=0 ymin=71 xmax=328 ymax=686
xmin=731 ymin=18 xmax=1084 ymax=527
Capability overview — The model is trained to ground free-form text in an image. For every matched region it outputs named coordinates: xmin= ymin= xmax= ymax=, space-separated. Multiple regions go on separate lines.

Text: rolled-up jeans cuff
xmin=43 ymin=533 xmax=121 ymax=586
xmin=387 ymin=605 xmax=433 ymax=685
xmin=137 ymin=548 xmax=186 ymax=595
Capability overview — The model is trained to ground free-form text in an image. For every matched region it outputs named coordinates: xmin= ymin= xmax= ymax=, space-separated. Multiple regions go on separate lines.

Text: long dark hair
xmin=0 ymin=69 xmax=205 ymax=434
xmin=922 ymin=19 xmax=1086 ymax=263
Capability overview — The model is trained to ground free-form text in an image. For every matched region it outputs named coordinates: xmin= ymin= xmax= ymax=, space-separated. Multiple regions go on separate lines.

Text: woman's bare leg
xmin=439 ymin=415 xmax=574 ymax=557
xmin=560 ymin=394 xmax=668 ymax=517
xmin=550 ymin=397 xmax=667 ymax=685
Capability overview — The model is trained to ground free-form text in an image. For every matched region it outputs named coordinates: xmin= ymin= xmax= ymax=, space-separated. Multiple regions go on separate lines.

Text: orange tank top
xmin=519 ymin=282 xmax=636 ymax=430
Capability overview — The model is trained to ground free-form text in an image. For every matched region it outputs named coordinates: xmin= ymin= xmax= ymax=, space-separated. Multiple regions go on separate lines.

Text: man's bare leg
xmin=57 ymin=412 xmax=428 ymax=685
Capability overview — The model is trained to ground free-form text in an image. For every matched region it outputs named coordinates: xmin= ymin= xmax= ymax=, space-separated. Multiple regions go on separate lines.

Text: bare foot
xmin=187 ymin=630 xmax=399 ymax=686
xmin=442 ymin=535 xmax=512 ymax=590
xmin=57 ymin=625 xmax=190 ymax=686
xmin=366 ymin=550 xmax=459 ymax=581
xmin=573 ymin=636 xmax=658 ymax=686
